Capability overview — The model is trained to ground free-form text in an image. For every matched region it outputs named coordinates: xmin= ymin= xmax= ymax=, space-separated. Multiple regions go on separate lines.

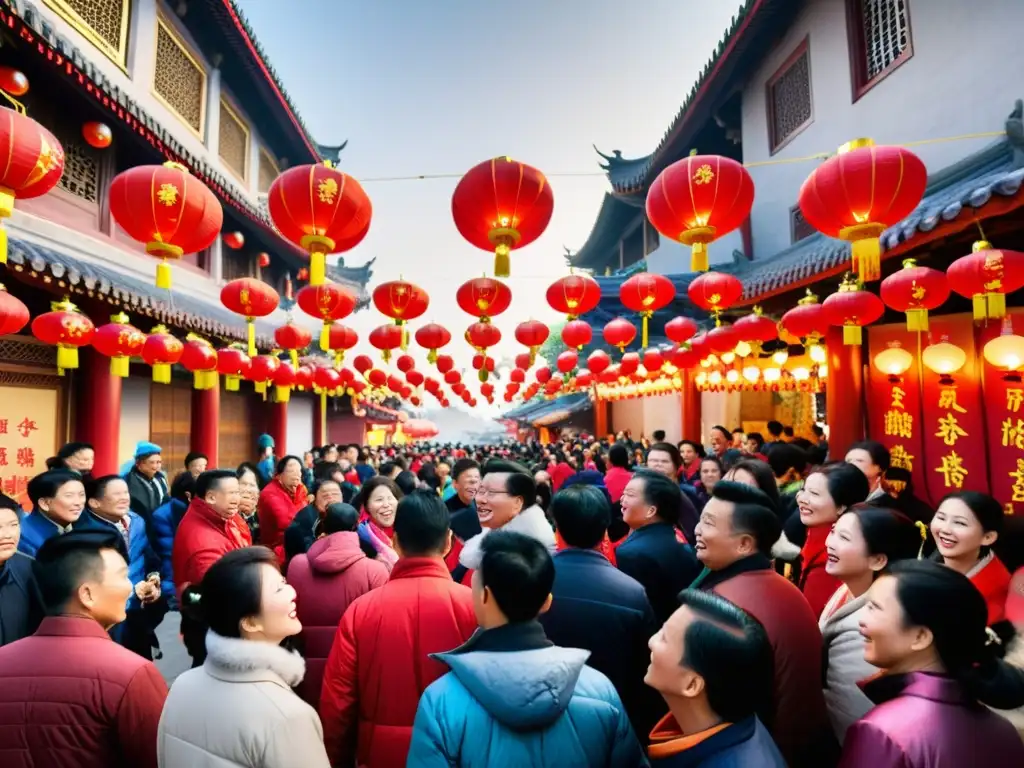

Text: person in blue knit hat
xmin=124 ymin=441 xmax=168 ymax=526
xmin=256 ymin=434 xmax=276 ymax=485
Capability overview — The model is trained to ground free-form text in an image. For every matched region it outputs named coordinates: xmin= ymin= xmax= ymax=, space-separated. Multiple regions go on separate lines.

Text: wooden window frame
xmin=43 ymin=0 xmax=131 ymax=69
xmin=765 ymin=36 xmax=813 ymax=155
xmin=258 ymin=146 xmax=280 ymax=192
xmin=219 ymin=96 xmax=251 ymax=183
xmin=846 ymin=0 xmax=914 ymax=103
xmin=150 ymin=13 xmax=207 ymax=138
xmin=790 ymin=204 xmax=815 ymax=244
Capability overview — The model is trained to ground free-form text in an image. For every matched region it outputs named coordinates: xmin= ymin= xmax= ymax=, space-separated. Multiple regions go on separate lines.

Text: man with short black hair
xmin=645 ymin=442 xmax=701 ymax=540
xmin=652 ymin=429 xmax=666 ymax=442
xmin=0 ymin=531 xmax=167 ymax=768
xmin=443 ymin=458 xmax=483 ymax=581
xmin=645 ymin=590 xmax=785 ymax=765
xmin=182 ymin=451 xmax=208 ymax=479
xmin=692 ymin=481 xmax=836 ymax=767
xmin=409 ymin=530 xmax=646 ymax=766
xmin=744 ymin=431 xmax=766 ymax=456
xmin=283 ymin=478 xmax=344 ymax=564
xmin=764 ymin=420 xmax=785 ymax=452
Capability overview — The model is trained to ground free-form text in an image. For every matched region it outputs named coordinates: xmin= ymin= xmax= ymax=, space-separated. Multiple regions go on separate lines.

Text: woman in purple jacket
xmin=840 ymin=560 xmax=1024 ymax=767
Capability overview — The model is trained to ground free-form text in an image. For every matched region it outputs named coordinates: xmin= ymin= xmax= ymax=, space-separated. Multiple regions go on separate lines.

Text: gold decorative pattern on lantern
xmin=693 ymin=164 xmax=715 ymax=185
xmin=152 ymin=15 xmax=206 ymax=134
xmin=318 ymin=178 xmax=338 ymax=204
xmin=42 ymin=0 xmax=131 ymax=67
xmin=157 ymin=183 xmax=178 ymax=206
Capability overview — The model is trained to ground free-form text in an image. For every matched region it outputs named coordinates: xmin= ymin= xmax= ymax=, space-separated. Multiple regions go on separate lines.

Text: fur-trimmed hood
xmin=204 ymin=630 xmax=306 ymax=688
xmin=459 ymin=505 xmax=556 ymax=570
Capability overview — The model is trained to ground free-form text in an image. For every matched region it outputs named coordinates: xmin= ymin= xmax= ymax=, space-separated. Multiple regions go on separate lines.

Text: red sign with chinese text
xmin=0 ymin=386 xmax=59 ymax=510
xmin=978 ymin=309 xmax=1024 ymax=515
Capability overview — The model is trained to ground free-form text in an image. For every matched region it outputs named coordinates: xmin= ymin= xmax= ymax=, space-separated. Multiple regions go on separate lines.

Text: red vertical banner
xmin=920 ymin=315 xmax=988 ymax=504
xmin=979 ymin=309 xmax=1024 ymax=515
xmin=866 ymin=325 xmax=929 ymax=502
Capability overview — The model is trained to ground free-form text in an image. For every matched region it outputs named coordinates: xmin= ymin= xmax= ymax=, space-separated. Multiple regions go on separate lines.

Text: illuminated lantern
xmin=514 ymin=319 xmax=549 ymax=365
xmin=108 ymin=161 xmax=221 ymax=288
xmin=514 ymin=352 xmax=532 ymax=371
xmin=922 ymin=337 xmax=967 ymax=384
xmin=822 ymin=274 xmax=885 ymax=345
xmin=535 ymin=366 xmax=552 ymax=384
xmin=217 ymin=346 xmax=251 ymax=391
xmin=314 ymin=366 xmax=342 ymax=394
xmin=880 ymin=258 xmax=950 ymax=331
xmin=406 ymin=369 xmax=424 ymax=386
xmin=295 ymin=364 xmax=314 ymax=391
xmin=273 ymin=361 xmax=297 ymax=402
xmin=642 ymin=349 xmax=664 ymax=372
xmin=31 ymin=298 xmax=94 ymax=374
xmin=798 ymin=139 xmax=927 ymax=283
xmin=452 ymin=156 xmax=553 ymax=276
xmin=603 ymin=318 xmax=636 ymax=352
xmin=466 ymin=322 xmax=501 ymax=381
xmin=947 ymin=240 xmax=1024 ymax=320
xmin=220 ymin=277 xmax=279 ymax=356
xmin=873 ymin=342 xmax=914 ymax=380
xmin=267 ymin=162 xmax=372 ymax=286
xmin=415 ymin=322 xmax=451 ymax=364
xmin=180 ymin=334 xmax=219 ymax=389
xmin=619 ymin=273 xmax=676 ymax=347
xmin=0 ymin=284 xmax=29 ymax=336
xmin=646 ymin=154 xmax=754 ymax=272
xmin=983 ymin=318 xmax=1024 ymax=379
xmin=297 ymin=283 xmax=358 ymax=351
xmin=670 ymin=346 xmax=699 ymax=369
xmin=587 ymin=350 xmax=611 ymax=374
xmin=92 ymin=312 xmax=145 ymax=378
xmin=367 ymin=369 xmax=387 ymax=388
xmin=248 ymin=354 xmax=281 ymax=396
xmin=664 ymin=316 xmax=698 ymax=347
xmin=687 ymin=272 xmax=743 ymax=324
xmin=0 ymin=67 xmax=29 ymax=96
xmin=223 ymin=231 xmax=245 ymax=250
xmin=142 ymin=326 xmax=183 ymax=384
xmin=546 ymin=274 xmax=601 ymax=319
xmin=369 ymin=323 xmax=403 ymax=363
xmin=396 ymin=354 xmax=416 ymax=373
xmin=732 ymin=306 xmax=778 ymax=353
xmin=0 ymin=108 xmax=65 ymax=263
xmin=82 ymin=121 xmax=112 ymax=149
xmin=561 ymin=319 xmax=592 ymax=351
xmin=274 ymin=321 xmax=313 ymax=369
xmin=781 ymin=289 xmax=829 ymax=343
xmin=509 ymin=368 xmax=525 ymax=383
xmin=456 ymin=277 xmax=512 ymax=321
xmin=444 ymin=369 xmax=461 ymax=386
xmin=436 ymin=354 xmax=454 ymax=374
xmin=257 ymin=252 xmax=271 ymax=268
xmin=557 ymin=350 xmax=578 ymax=373
xmin=373 ymin=279 xmax=429 ymax=349
xmin=619 ymin=352 xmax=640 ymax=376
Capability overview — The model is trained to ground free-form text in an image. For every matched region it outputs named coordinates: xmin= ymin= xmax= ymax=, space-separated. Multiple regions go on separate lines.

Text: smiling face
xmin=0 ymin=507 xmax=20 ymax=564
xmin=826 ymin=512 xmax=887 ymax=581
xmin=454 ymin=467 xmax=481 ymax=505
xmin=187 ymin=456 xmax=208 ymax=478
xmin=475 ymin=472 xmax=521 ymax=530
xmin=620 ymin=476 xmax=657 ymax=529
xmin=237 ymin=469 xmax=259 ymax=515
xmin=694 ymin=496 xmax=754 ymax=571
xmin=136 ymin=454 xmax=162 ymax=479
xmin=314 ymin=481 xmax=343 ymax=514
xmin=240 ymin=563 xmax=302 ymax=645
xmin=645 ymin=449 xmax=677 ymax=479
xmin=930 ymin=497 xmax=995 ymax=564
xmin=367 ymin=485 xmax=398 ymax=529
xmin=80 ymin=547 xmax=133 ymax=630
xmin=859 ymin=574 xmax=934 ymax=671
xmin=87 ymin=478 xmax=131 ymax=523
xmin=743 ymin=438 xmax=760 ymax=455
xmin=40 ymin=479 xmax=87 ymax=526
xmin=645 ymin=604 xmax=697 ymax=695
xmin=709 ymin=428 xmax=729 ymax=454
xmin=699 ymin=460 xmax=721 ymax=491
xmin=796 ymin=471 xmax=842 ymax=528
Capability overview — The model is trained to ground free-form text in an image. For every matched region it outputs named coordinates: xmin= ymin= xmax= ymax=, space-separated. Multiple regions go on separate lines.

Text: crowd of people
xmin=1 ymin=424 xmax=1024 ymax=766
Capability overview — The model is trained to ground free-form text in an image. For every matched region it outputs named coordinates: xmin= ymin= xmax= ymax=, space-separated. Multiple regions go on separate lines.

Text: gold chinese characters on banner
xmin=0 ymin=386 xmax=58 ymax=510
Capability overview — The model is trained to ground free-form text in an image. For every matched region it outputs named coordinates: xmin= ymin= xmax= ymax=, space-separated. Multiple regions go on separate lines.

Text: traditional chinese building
xmin=0 ymin=0 xmax=374 ymax=495
xmin=569 ymin=0 xmax=1024 ymax=512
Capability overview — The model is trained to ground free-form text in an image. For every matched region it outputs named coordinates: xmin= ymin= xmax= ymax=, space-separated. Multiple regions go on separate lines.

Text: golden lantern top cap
xmin=973 ymin=240 xmax=993 ymax=252
xmin=110 ymin=311 xmax=130 ymax=324
xmin=50 ymin=297 xmax=79 ymax=313
xmin=838 ymin=138 xmax=875 ymax=154
xmin=837 ymin=273 xmax=861 ymax=292
xmin=798 ymin=289 xmax=819 ymax=305
xmin=902 ymin=258 xmax=918 ymax=269
xmin=150 ymin=324 xmax=171 ymax=334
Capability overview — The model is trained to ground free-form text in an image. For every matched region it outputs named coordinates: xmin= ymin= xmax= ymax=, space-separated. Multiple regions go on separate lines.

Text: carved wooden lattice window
xmin=153 ymin=17 xmax=206 ymax=134
xmin=767 ymin=39 xmax=813 ymax=153
xmin=219 ymin=99 xmax=249 ymax=181
xmin=56 ymin=137 xmax=100 ymax=203
xmin=43 ymin=0 xmax=131 ymax=66
xmin=258 ymin=148 xmax=279 ymax=193
xmin=848 ymin=0 xmax=913 ymax=98
xmin=790 ymin=205 xmax=815 ymax=244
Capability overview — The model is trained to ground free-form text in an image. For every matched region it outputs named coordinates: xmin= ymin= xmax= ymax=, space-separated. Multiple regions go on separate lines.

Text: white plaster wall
xmin=610 ymin=398 xmax=645 ymax=438
xmin=646 ymin=229 xmax=744 ymax=276
xmin=641 ymin=393 xmax=683 ymax=444
xmin=741 ymin=0 xmax=1024 ymax=259
xmin=119 ymin=377 xmax=151 ymax=467
xmin=286 ymin=393 xmax=314 ymax=457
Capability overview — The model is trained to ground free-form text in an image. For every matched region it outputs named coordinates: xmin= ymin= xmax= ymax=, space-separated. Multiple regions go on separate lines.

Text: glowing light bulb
xmin=696 ymin=372 xmax=708 ymax=386
xmin=792 ymin=367 xmax=810 ymax=381
xmin=734 ymin=341 xmax=752 ymax=358
xmin=809 ymin=343 xmax=826 ymax=364
xmin=720 ymin=352 xmax=736 ymax=364
xmin=743 ymin=366 xmax=760 ymax=382
xmin=772 ymin=349 xmax=789 ymax=365
xmin=726 ymin=369 xmax=740 ymax=383
xmin=764 ymin=367 xmax=782 ymax=383
xmin=709 ymin=371 xmax=723 ymax=385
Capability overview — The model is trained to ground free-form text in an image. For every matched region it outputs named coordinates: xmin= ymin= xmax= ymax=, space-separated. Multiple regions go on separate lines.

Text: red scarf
xmin=555 ymin=530 xmax=618 ymax=566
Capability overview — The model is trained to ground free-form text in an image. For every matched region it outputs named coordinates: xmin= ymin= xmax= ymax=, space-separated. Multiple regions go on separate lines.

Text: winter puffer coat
xmin=150 ymin=498 xmax=187 ymax=607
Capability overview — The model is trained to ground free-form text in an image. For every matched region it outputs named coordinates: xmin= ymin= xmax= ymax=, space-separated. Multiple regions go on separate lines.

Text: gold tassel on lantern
xmin=254 ymin=382 xmax=267 ymax=395
xmin=843 ymin=325 xmax=863 ymax=346
xmin=906 ymin=308 xmax=929 ymax=332
xmin=289 ymin=349 xmax=299 ymax=368
xmin=494 ymin=243 xmax=511 ymax=278
xmin=246 ymin=318 xmax=256 ymax=357
xmin=56 ymin=344 xmax=78 ymax=372
xmin=275 ymin=385 xmax=291 ymax=402
xmin=640 ymin=311 xmax=652 ymax=348
xmin=111 ymin=356 xmax=129 ymax=378
xmin=690 ymin=242 xmax=708 ymax=273
xmin=427 ymin=348 xmax=437 ymax=364
xmin=319 ymin=322 xmax=330 ymax=352
xmin=310 ymin=246 xmax=327 ymax=287
xmin=152 ymin=363 xmax=171 ymax=384
xmin=973 ymin=295 xmax=988 ymax=321
xmin=225 ymin=375 xmax=240 ymax=392
xmin=0 ymin=185 xmax=13 ymax=265
xmin=156 ymin=261 xmax=172 ymax=290
xmin=987 ymin=292 xmax=1007 ymax=319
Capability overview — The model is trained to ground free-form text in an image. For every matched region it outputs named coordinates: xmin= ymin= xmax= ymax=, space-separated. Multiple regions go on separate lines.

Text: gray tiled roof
xmin=504 ymin=393 xmax=592 ymax=424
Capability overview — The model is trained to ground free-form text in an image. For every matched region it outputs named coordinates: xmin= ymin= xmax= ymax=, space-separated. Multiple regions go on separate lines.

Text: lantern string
xmin=356 ymin=131 xmax=1007 ymax=183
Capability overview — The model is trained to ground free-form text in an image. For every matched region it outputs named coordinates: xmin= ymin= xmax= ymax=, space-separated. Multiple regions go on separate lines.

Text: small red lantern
xmin=547 ymin=274 xmax=601 ymax=319
xmin=880 ymin=258 xmax=951 ymax=331
xmin=142 ymin=326 xmax=184 ymax=384
xmin=456 ymin=277 xmax=513 ymax=320
xmin=352 ymin=354 xmax=374 ymax=376
xmin=257 ymin=252 xmax=271 ymax=269
xmin=217 ymin=346 xmax=251 ymax=391
xmin=248 ymin=354 xmax=282 ymax=396
xmin=297 ymin=267 xmax=310 ymax=282
xmin=0 ymin=67 xmax=29 ymax=96
xmin=415 ymin=323 xmax=452 ymax=364
xmin=295 ymin=364 xmax=315 ymax=391
xmin=367 ymin=368 xmax=387 ymax=388
xmin=297 ymin=283 xmax=358 ymax=351
xmin=514 ymin=352 xmax=532 ymax=371
xmin=0 ymin=108 xmax=65 ymax=264
xmin=687 ymin=272 xmax=743 ymax=323
xmin=406 ymin=369 xmax=424 ymax=386
xmin=369 ymin=323 xmax=403 ymax=363
xmin=466 ymin=321 xmax=501 ymax=350
xmin=326 ymin=323 xmax=358 ymax=366
xmin=561 ymin=319 xmax=592 ymax=351
xmin=509 ymin=368 xmax=526 ymax=383
xmin=536 ymin=366 xmax=552 ymax=384
xmin=82 ymin=121 xmax=112 ymax=150
xmin=575 ymin=369 xmax=593 ymax=388
xmin=799 ymin=139 xmax=927 ymax=283
xmin=619 ymin=352 xmax=640 ymax=375
xmin=274 ymin=321 xmax=313 ymax=368
xmin=180 ymin=334 xmax=219 ymax=389
xmin=396 ymin=354 xmax=416 ymax=373
xmin=664 ymin=316 xmax=698 ymax=347
xmin=733 ymin=306 xmax=778 ymax=353
xmin=946 ymin=240 xmax=1024 ymax=321
xmin=31 ymin=298 xmax=94 ymax=374
xmin=646 ymin=154 xmax=755 ymax=272
xmin=220 ymin=277 xmax=279 ymax=356
xmin=781 ymin=290 xmax=830 ymax=342
xmin=222 ymin=231 xmax=245 ymax=250
xmin=514 ymin=319 xmax=549 ymax=364
xmin=670 ymin=346 xmax=699 ymax=369
xmin=707 ymin=323 xmax=741 ymax=354
xmin=603 ymin=318 xmax=637 ymax=352
xmin=108 ymin=161 xmax=221 ymax=288
xmin=92 ymin=312 xmax=145 ymax=378
xmin=0 ymin=285 xmax=28 ymax=337
xmin=273 ymin=361 xmax=297 ymax=402
xmin=452 ymin=156 xmax=554 ymax=276
xmin=587 ymin=350 xmax=611 ymax=374
xmin=444 ymin=369 xmax=462 ymax=386
xmin=823 ymin=274 xmax=886 ymax=345
xmin=267 ymin=162 xmax=372 ymax=286
xmin=557 ymin=350 xmax=578 ymax=374
xmin=436 ymin=354 xmax=454 ymax=374
xmin=619 ymin=273 xmax=676 ymax=347
xmin=643 ymin=349 xmax=664 ymax=371
xmin=314 ymin=365 xmax=342 ymax=394
xmin=373 ymin=279 xmax=429 ymax=347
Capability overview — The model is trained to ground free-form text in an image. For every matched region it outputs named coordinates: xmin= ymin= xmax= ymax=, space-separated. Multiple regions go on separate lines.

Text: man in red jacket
xmin=0 ymin=530 xmax=168 ymax=768
xmin=320 ymin=490 xmax=477 ymax=768
xmin=257 ymin=455 xmax=307 ymax=559
xmin=172 ymin=469 xmax=250 ymax=665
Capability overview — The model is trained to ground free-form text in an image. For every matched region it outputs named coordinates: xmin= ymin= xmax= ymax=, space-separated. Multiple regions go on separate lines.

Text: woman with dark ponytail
xmin=839 ymin=559 xmax=1024 ymax=766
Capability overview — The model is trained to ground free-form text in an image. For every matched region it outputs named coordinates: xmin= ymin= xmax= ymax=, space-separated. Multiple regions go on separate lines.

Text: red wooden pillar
xmin=681 ymin=369 xmax=702 ymax=441
xmin=312 ymin=393 xmax=327 ymax=447
xmin=75 ymin=348 xmax=121 ymax=477
xmin=593 ymin=397 xmax=607 ymax=437
xmin=191 ymin=385 xmax=220 ymax=467
xmin=268 ymin=400 xmax=288 ymax=457
xmin=825 ymin=326 xmax=865 ymax=458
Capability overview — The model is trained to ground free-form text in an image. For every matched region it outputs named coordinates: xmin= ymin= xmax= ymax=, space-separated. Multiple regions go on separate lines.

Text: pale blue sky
xmin=237 ymin=0 xmax=740 ymax=411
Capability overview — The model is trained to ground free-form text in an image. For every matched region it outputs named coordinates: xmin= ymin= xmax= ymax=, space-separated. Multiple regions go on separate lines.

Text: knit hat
xmin=134 ymin=441 xmax=161 ymax=459
xmin=257 ymin=433 xmax=275 ymax=450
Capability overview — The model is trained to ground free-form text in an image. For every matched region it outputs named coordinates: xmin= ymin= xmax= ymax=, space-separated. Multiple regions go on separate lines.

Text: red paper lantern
xmin=325 ymin=323 xmax=358 ymax=366
xmin=295 ymin=365 xmax=315 ymax=391
xmin=180 ymin=335 xmax=219 ymax=389
xmin=880 ymin=258 xmax=951 ymax=331
xmin=619 ymin=352 xmax=640 ymax=376
xmin=92 ymin=312 xmax=145 ymax=378
xmin=557 ymin=350 xmax=578 ymax=373
xmin=82 ymin=121 xmax=112 ymax=150
xmin=217 ymin=346 xmax=251 ymax=391
xmin=646 ymin=154 xmax=754 ymax=272
xmin=706 ymin=323 xmax=741 ymax=354
xmin=547 ymin=274 xmax=601 ymax=319
xmin=415 ymin=322 xmax=451 ymax=364
xmin=267 ymin=162 xmax=372 ymax=286
xmin=338 ymin=368 xmax=355 ymax=387
xmin=257 ymin=252 xmax=271 ymax=269
xmin=466 ymin=321 xmax=501 ymax=351
xmin=406 ymin=369 xmax=424 ymax=386
xmin=372 ymin=280 xmax=430 ymax=334
xmin=314 ymin=366 xmax=342 ymax=394
xmin=642 ymin=349 xmax=664 ymax=371
xmin=223 ymin=231 xmax=245 ymax=250
xmin=799 ymin=139 xmax=927 ymax=283
xmin=603 ymin=318 xmax=637 ymax=352
xmin=444 ymin=369 xmax=461 ymax=386
xmin=297 ymin=283 xmax=358 ymax=351
xmin=272 ymin=361 xmax=297 ymax=402
xmin=456 ymin=277 xmax=512 ymax=320
xmin=687 ymin=272 xmax=743 ymax=322
xmin=781 ymin=290 xmax=830 ymax=342
xmin=619 ymin=273 xmax=676 ymax=347
xmin=670 ymin=346 xmax=699 ymax=369
xmin=664 ymin=316 xmax=698 ymax=347
xmin=396 ymin=354 xmax=416 ymax=373
xmin=514 ymin=352 xmax=532 ymax=371
xmin=587 ymin=350 xmax=611 ymax=374
xmin=561 ymin=319 xmax=592 ymax=351
xmin=0 ymin=67 xmax=29 ymax=96
xmin=369 ymin=323 xmax=403 ymax=363
xmin=509 ymin=368 xmax=525 ymax=383
xmin=452 ymin=156 xmax=553 ymax=276
xmin=248 ymin=354 xmax=282 ymax=396
xmin=514 ymin=319 xmax=549 ymax=365
xmin=946 ymin=240 xmax=1024 ymax=321
xmin=108 ymin=161 xmax=221 ymax=288
xmin=274 ymin=321 xmax=313 ymax=368
xmin=436 ymin=354 xmax=454 ymax=374
xmin=386 ymin=373 xmax=403 ymax=391
xmin=142 ymin=326 xmax=184 ymax=384
xmin=0 ymin=284 xmax=30 ymax=336
xmin=352 ymin=354 xmax=373 ymax=376
xmin=220 ymin=277 xmax=279 ymax=356
xmin=535 ymin=366 xmax=552 ymax=384
xmin=575 ymin=369 xmax=593 ymax=388
xmin=822 ymin=274 xmax=886 ymax=345
xmin=31 ymin=298 xmax=94 ymax=374
xmin=297 ymin=267 xmax=309 ymax=282
xmin=0 ymin=108 xmax=65 ymax=264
